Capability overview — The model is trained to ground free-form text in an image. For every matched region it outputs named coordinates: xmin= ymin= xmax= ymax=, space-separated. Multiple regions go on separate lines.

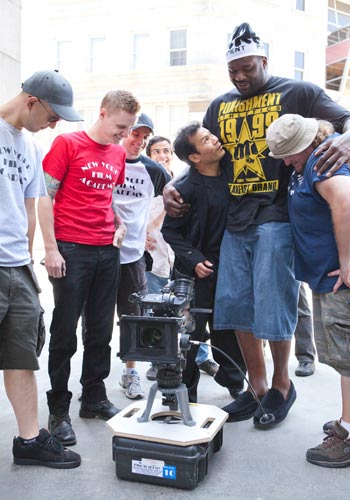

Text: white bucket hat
xmin=266 ymin=114 xmax=319 ymax=159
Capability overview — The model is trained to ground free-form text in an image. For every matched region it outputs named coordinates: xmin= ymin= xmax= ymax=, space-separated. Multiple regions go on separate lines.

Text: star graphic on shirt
xmin=223 ymin=118 xmax=268 ymax=182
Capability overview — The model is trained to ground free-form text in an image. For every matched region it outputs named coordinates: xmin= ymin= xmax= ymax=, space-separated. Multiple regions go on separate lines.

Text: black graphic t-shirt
xmin=203 ymin=76 xmax=350 ymax=231
xmin=201 ymin=173 xmax=229 ymax=266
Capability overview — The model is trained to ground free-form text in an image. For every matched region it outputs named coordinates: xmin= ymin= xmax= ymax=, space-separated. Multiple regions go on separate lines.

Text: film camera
xmin=118 ymin=277 xmax=196 ymax=425
xmin=119 ymin=277 xmax=194 ymax=366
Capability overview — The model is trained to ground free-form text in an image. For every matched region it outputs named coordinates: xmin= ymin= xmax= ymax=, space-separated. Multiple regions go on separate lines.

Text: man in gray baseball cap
xmin=22 ymin=69 xmax=82 ymax=122
xmin=0 ymin=70 xmax=81 ymax=468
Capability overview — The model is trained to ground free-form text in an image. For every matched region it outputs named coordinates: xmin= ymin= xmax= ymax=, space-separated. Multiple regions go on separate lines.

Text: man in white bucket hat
xmin=163 ymin=22 xmax=350 ymax=429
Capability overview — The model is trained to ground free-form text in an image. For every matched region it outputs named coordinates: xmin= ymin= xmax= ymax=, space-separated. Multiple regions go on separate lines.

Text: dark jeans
xmin=48 ymin=241 xmax=119 ymax=410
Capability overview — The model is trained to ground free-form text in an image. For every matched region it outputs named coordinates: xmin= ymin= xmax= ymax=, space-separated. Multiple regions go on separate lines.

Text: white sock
xmin=340 ymin=419 xmax=350 ymax=433
xmin=125 ymin=368 xmax=136 ymax=375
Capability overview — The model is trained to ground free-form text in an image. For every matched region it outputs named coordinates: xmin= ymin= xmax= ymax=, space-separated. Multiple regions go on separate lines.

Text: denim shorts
xmin=0 ymin=265 xmax=41 ymax=370
xmin=214 ymin=222 xmax=299 ymax=341
xmin=312 ymin=290 xmax=350 ymax=376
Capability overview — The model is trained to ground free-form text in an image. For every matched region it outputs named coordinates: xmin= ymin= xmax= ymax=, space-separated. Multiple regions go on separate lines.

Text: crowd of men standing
xmin=1 ymin=20 xmax=350 ymax=472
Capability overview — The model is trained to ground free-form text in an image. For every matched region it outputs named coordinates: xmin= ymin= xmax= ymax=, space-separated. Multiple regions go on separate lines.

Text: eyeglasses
xmin=38 ymin=99 xmax=61 ymax=123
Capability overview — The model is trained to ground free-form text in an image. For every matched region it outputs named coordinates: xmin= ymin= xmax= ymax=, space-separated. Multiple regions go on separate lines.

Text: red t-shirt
xmin=43 ymin=131 xmax=125 ymax=245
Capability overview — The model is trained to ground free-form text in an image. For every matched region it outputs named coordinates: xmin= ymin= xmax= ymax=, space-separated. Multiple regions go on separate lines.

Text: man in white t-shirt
xmin=0 ymin=70 xmax=81 ymax=468
xmin=113 ymin=114 xmax=170 ymax=399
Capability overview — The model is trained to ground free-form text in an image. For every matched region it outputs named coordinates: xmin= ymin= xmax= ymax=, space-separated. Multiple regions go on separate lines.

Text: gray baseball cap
xmin=22 ymin=69 xmax=82 ymax=122
xmin=132 ymin=113 xmax=154 ymax=134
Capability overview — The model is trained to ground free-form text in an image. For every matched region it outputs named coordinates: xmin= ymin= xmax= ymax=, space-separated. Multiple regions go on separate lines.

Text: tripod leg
xmin=176 ymin=384 xmax=196 ymax=426
xmin=137 ymin=382 xmax=158 ymax=423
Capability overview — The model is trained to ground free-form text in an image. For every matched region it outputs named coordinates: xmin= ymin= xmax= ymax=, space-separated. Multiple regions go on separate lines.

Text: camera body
xmin=119 ymin=278 xmax=194 ymax=365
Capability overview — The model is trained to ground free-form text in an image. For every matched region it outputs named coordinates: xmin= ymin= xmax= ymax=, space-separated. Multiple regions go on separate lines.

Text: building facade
xmin=0 ymin=0 xmax=21 ymax=100
xmin=22 ymin=0 xmax=342 ymax=147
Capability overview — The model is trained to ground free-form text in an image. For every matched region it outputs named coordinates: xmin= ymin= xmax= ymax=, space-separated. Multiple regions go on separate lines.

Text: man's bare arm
xmin=24 ymin=198 xmax=36 ymax=259
xmin=162 ymin=168 xmax=190 ymax=218
xmin=316 ymin=175 xmax=350 ymax=291
xmin=314 ymin=118 xmax=350 ymax=176
xmin=112 ymin=195 xmax=127 ymax=248
xmin=37 ymin=173 xmax=66 ymax=278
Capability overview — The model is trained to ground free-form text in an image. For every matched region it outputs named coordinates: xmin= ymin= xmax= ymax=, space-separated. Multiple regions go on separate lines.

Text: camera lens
xmin=139 ymin=326 xmax=164 ymax=348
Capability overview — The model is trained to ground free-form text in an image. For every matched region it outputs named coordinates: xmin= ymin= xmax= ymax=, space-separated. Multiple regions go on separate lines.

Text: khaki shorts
xmin=0 ymin=265 xmax=41 ymax=370
xmin=312 ymin=289 xmax=350 ymax=377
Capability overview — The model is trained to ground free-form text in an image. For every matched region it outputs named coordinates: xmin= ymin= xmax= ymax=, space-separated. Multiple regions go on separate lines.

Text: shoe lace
xmin=41 ymin=433 xmax=63 ymax=453
xmin=128 ymin=373 xmax=141 ymax=391
xmin=322 ymin=433 xmax=344 ymax=449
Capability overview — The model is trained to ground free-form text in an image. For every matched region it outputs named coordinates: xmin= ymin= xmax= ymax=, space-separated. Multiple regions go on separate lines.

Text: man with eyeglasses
xmin=0 ymin=69 xmax=82 ymax=468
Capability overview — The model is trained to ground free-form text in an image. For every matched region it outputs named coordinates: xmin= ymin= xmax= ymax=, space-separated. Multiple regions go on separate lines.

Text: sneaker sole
xmin=125 ymin=392 xmax=144 ymax=400
xmin=306 ymin=456 xmax=350 ymax=468
xmin=295 ymin=370 xmax=314 ymax=377
xmin=13 ymin=457 xmax=81 ymax=469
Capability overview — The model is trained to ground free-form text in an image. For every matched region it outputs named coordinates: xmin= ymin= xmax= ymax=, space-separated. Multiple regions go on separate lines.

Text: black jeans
xmin=48 ymin=241 xmax=120 ymax=410
xmin=180 ymin=272 xmax=246 ymax=403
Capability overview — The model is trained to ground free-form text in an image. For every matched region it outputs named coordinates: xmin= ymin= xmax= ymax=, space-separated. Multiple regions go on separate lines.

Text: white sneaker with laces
xmin=120 ymin=370 xmax=144 ymax=399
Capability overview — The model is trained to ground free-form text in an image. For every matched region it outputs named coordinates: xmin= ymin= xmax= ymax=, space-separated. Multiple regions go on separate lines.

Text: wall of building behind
xmin=0 ymin=0 xmax=21 ymax=101
xmin=21 ymin=0 xmax=329 ymax=158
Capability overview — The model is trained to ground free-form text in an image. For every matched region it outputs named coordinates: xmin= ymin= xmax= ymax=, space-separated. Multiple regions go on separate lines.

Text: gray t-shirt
xmin=0 ymin=117 xmax=47 ymax=266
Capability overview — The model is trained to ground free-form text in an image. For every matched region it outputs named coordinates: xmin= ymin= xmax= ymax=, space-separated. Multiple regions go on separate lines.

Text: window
xmin=56 ymin=40 xmax=73 ymax=74
xmin=170 ymin=29 xmax=187 ymax=66
xmin=132 ymin=34 xmax=150 ymax=69
xmin=294 ymin=51 xmax=305 ymax=80
xmin=296 ymin=0 xmax=305 ymax=11
xmin=328 ymin=0 xmax=350 ymax=33
xmin=88 ymin=36 xmax=106 ymax=73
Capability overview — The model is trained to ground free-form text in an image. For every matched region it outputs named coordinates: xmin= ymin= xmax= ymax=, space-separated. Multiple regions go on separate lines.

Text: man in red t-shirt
xmin=38 ymin=90 xmax=140 ymax=448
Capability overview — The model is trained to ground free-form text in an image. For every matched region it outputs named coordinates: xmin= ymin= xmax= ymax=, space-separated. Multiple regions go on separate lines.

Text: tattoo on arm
xmin=44 ymin=172 xmax=61 ymax=199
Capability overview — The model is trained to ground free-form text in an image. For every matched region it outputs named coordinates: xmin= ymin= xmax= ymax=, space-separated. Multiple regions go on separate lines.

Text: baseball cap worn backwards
xmin=226 ymin=22 xmax=267 ymax=63
xmin=132 ymin=113 xmax=154 ymax=134
xmin=22 ymin=69 xmax=82 ymax=122
xmin=266 ymin=114 xmax=319 ymax=159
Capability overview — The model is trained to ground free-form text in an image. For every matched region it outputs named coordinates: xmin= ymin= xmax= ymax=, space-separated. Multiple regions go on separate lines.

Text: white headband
xmin=226 ymin=39 xmax=267 ymax=63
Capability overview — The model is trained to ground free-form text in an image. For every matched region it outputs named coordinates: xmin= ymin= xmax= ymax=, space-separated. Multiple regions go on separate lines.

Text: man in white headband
xmin=163 ymin=22 xmax=350 ymax=430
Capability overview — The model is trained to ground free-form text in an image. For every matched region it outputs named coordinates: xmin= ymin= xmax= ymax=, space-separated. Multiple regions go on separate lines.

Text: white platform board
xmin=106 ymin=399 xmax=228 ymax=446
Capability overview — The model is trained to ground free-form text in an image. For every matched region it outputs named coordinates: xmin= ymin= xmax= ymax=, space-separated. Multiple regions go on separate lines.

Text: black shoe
xmin=222 ymin=391 xmax=263 ymax=422
xmin=48 ymin=414 xmax=76 ymax=446
xmin=198 ymin=359 xmax=219 ymax=377
xmin=228 ymin=387 xmax=245 ymax=399
xmin=253 ymin=380 xmax=297 ymax=429
xmin=13 ymin=429 xmax=81 ymax=469
xmin=79 ymin=399 xmax=119 ymax=420
xmin=295 ymin=361 xmax=315 ymax=377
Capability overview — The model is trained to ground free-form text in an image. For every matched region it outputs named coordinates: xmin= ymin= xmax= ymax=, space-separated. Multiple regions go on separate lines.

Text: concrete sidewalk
xmin=0 ymin=247 xmax=348 ymax=500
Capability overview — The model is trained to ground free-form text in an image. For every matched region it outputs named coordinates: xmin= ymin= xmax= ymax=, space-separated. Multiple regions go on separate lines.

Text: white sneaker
xmin=120 ymin=370 xmax=144 ymax=400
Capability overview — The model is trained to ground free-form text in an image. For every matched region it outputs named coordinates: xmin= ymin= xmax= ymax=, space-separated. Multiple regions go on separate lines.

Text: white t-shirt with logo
xmin=0 ymin=118 xmax=46 ymax=266
xmin=113 ymin=155 xmax=170 ymax=265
